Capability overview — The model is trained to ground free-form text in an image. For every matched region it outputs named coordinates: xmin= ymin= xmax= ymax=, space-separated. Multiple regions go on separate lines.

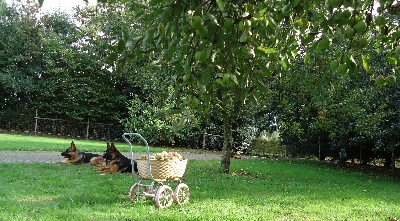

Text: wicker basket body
xmin=137 ymin=159 xmax=187 ymax=180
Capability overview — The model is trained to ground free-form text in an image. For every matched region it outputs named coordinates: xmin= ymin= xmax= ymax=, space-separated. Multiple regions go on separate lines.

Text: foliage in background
xmin=2 ymin=0 xmax=400 ymax=173
xmin=250 ymin=130 xmax=283 ymax=157
xmin=276 ymin=48 xmax=399 ymax=168
xmin=121 ymin=95 xmax=201 ymax=147
xmin=0 ymin=0 xmax=130 ymax=124
xmin=104 ymin=0 xmax=399 ymax=173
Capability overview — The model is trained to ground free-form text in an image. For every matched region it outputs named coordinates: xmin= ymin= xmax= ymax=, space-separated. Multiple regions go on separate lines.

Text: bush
xmin=121 ymin=96 xmax=200 ymax=147
xmin=233 ymin=125 xmax=258 ymax=153
xmin=249 ymin=130 xmax=284 ymax=157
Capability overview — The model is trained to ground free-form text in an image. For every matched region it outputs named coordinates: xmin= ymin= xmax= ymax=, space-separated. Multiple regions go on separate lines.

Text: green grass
xmin=1 ymin=134 xmax=400 ymax=220
xmin=0 ymin=133 xmax=181 ymax=153
xmin=0 ymin=159 xmax=399 ymax=220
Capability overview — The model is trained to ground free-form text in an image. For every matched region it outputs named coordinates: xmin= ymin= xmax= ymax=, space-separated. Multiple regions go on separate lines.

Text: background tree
xmin=1 ymin=0 xmax=131 ymax=126
xmin=104 ymin=0 xmax=399 ymax=173
xmin=0 ymin=0 xmax=42 ymax=114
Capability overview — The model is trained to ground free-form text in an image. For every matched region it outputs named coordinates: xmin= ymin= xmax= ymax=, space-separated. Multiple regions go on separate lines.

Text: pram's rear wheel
xmin=173 ymin=183 xmax=190 ymax=205
xmin=129 ymin=183 xmax=152 ymax=202
xmin=155 ymin=185 xmax=173 ymax=208
xmin=129 ymin=183 xmax=140 ymax=202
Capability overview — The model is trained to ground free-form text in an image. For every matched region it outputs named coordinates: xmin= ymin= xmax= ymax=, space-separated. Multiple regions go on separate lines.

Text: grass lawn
xmin=0 ymin=159 xmax=399 ymax=220
xmin=1 ymin=133 xmax=400 ymax=220
xmin=0 ymin=133 xmax=188 ymax=153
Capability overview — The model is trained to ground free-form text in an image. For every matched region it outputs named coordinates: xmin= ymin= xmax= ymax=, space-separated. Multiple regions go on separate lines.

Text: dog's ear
xmin=71 ymin=141 xmax=75 ymax=145
xmin=110 ymin=142 xmax=117 ymax=151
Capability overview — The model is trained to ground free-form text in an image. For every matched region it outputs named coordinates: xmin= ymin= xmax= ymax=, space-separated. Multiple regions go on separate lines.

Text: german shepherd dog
xmin=97 ymin=142 xmax=138 ymax=173
xmin=55 ymin=141 xmax=101 ymax=165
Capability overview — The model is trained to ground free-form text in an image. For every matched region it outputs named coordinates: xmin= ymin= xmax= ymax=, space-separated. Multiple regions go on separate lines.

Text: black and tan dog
xmin=55 ymin=141 xmax=101 ymax=165
xmin=97 ymin=142 xmax=138 ymax=173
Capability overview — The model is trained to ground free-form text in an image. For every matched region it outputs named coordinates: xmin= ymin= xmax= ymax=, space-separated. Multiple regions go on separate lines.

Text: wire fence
xmin=0 ymin=111 xmax=124 ymax=141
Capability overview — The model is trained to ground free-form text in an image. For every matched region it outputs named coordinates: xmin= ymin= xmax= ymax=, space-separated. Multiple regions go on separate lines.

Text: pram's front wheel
xmin=173 ymin=183 xmax=190 ymax=205
xmin=155 ymin=185 xmax=173 ymax=208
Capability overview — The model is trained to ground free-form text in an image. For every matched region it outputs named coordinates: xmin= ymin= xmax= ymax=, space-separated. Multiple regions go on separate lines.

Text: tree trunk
xmin=221 ymin=111 xmax=232 ymax=174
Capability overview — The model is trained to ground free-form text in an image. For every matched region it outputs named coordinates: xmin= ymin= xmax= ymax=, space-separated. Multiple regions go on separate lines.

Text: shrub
xmin=233 ymin=125 xmax=258 ymax=153
xmin=121 ymin=96 xmax=201 ymax=147
xmin=249 ymin=130 xmax=284 ymax=157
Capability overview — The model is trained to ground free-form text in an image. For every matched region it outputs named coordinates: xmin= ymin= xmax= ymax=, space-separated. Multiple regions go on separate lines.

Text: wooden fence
xmin=0 ymin=111 xmax=124 ymax=141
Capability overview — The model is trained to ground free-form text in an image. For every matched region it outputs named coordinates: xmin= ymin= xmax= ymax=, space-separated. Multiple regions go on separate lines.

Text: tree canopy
xmin=0 ymin=0 xmax=130 ymax=123
xmin=101 ymin=0 xmax=399 ymax=172
xmin=5 ymin=0 xmax=399 ymax=173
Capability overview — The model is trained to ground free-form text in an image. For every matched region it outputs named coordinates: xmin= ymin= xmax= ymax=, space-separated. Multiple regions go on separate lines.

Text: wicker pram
xmin=136 ymin=158 xmax=187 ymax=180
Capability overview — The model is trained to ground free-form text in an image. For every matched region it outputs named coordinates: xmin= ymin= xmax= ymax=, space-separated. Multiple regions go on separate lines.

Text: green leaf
xmin=249 ymin=93 xmax=258 ymax=105
xmin=362 ymin=55 xmax=373 ymax=74
xmin=206 ymin=13 xmax=219 ymax=26
xmin=202 ymin=66 xmax=213 ymax=83
xmin=254 ymin=79 xmax=269 ymax=94
xmin=240 ymin=33 xmax=248 ymax=42
xmin=105 ymin=52 xmax=118 ymax=64
xmin=184 ymin=62 xmax=191 ymax=75
xmin=281 ymin=59 xmax=288 ymax=71
xmin=392 ymin=31 xmax=400 ymax=40
xmin=211 ymin=49 xmax=219 ymax=62
xmin=304 ymin=54 xmax=310 ymax=65
xmin=301 ymin=34 xmax=315 ymax=45
xmin=216 ymin=0 xmax=225 ymax=11
xmin=256 ymin=46 xmax=277 ymax=55
xmin=153 ymin=111 xmax=167 ymax=119
xmin=117 ymin=39 xmax=126 ymax=52
xmin=387 ymin=55 xmax=398 ymax=65
xmin=345 ymin=55 xmax=357 ymax=74
xmin=153 ymin=108 xmax=183 ymax=119
xmin=149 ymin=0 xmax=165 ymax=6
xmin=260 ymin=65 xmax=272 ymax=78
xmin=161 ymin=7 xmax=174 ymax=22
xmin=167 ymin=108 xmax=183 ymax=116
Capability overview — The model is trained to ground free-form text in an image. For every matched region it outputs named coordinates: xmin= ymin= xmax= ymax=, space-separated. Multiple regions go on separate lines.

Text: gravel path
xmin=0 ymin=151 xmax=224 ymax=163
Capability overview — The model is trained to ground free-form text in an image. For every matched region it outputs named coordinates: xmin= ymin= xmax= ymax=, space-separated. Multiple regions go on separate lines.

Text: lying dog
xmin=55 ymin=141 xmax=101 ymax=165
xmin=97 ymin=142 xmax=138 ymax=173
xmin=90 ymin=142 xmax=114 ymax=167
xmin=89 ymin=143 xmax=108 ymax=167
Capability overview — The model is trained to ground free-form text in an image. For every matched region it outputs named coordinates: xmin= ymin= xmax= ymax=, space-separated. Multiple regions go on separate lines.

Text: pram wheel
xmin=173 ymin=183 xmax=190 ymax=205
xmin=128 ymin=183 xmax=140 ymax=203
xmin=155 ymin=185 xmax=173 ymax=208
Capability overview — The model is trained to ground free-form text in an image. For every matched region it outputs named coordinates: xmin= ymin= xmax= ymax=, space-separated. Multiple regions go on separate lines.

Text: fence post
xmin=202 ymin=129 xmax=206 ymax=149
xmin=86 ymin=118 xmax=90 ymax=139
xmin=34 ymin=109 xmax=38 ymax=135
